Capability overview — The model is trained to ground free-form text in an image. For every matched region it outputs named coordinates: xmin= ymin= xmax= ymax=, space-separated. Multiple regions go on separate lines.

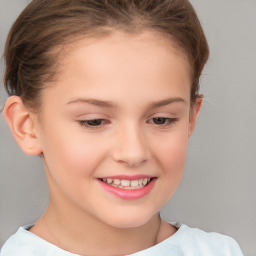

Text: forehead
xmin=43 ymin=31 xmax=191 ymax=108
xmin=60 ymin=30 xmax=190 ymax=74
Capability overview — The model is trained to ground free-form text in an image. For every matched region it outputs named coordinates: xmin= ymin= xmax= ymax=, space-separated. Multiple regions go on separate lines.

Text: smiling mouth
xmin=99 ymin=177 xmax=154 ymax=190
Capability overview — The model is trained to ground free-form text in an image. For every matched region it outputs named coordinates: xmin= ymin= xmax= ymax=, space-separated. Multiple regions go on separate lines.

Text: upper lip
xmin=98 ymin=175 xmax=155 ymax=180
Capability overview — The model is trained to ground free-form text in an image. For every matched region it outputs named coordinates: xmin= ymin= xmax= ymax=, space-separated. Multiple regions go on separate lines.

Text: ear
xmin=3 ymin=96 xmax=42 ymax=156
xmin=188 ymin=97 xmax=203 ymax=138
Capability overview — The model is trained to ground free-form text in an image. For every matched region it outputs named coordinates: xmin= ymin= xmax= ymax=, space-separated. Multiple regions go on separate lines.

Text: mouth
xmin=99 ymin=177 xmax=154 ymax=190
xmin=97 ymin=176 xmax=157 ymax=200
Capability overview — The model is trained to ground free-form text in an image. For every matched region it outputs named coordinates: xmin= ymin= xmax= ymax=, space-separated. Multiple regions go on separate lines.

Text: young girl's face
xmin=35 ymin=31 xmax=199 ymax=228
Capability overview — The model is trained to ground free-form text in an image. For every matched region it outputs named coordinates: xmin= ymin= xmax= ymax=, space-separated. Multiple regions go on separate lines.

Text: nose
xmin=112 ymin=123 xmax=150 ymax=168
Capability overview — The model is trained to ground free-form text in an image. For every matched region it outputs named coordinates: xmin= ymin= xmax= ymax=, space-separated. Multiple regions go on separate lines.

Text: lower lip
xmin=98 ymin=179 xmax=156 ymax=200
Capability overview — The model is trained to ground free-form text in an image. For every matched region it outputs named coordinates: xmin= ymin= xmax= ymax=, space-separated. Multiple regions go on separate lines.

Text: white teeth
xmin=131 ymin=180 xmax=139 ymax=187
xmin=121 ymin=180 xmax=130 ymax=187
xmin=114 ymin=179 xmax=121 ymax=185
xmin=102 ymin=177 xmax=152 ymax=189
xmin=107 ymin=178 xmax=112 ymax=184
xmin=143 ymin=178 xmax=148 ymax=185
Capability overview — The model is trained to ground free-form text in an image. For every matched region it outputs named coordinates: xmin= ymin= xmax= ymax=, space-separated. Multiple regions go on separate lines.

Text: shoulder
xmin=128 ymin=222 xmax=244 ymax=256
xmin=1 ymin=227 xmax=33 ymax=256
xmin=173 ymin=223 xmax=244 ymax=256
xmin=0 ymin=226 xmax=75 ymax=256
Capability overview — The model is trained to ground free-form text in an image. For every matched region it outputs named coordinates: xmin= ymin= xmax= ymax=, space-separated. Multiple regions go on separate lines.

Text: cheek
xmin=41 ymin=131 xmax=109 ymax=204
xmin=40 ymin=123 xmax=107 ymax=180
xmin=148 ymin=130 xmax=189 ymax=209
xmin=51 ymin=139 xmax=105 ymax=177
xmin=158 ymin=134 xmax=188 ymax=167
xmin=153 ymin=130 xmax=188 ymax=176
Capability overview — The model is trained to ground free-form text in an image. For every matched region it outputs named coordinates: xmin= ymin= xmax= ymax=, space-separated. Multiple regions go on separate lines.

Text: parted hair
xmin=3 ymin=0 xmax=209 ymax=111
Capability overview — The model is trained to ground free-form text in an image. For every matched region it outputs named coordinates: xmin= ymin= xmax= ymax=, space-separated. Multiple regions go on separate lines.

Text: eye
xmin=148 ymin=117 xmax=178 ymax=127
xmin=78 ymin=119 xmax=107 ymax=128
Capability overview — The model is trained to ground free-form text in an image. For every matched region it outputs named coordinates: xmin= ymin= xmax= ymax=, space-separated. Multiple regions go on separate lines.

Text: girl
xmin=1 ymin=0 xmax=244 ymax=255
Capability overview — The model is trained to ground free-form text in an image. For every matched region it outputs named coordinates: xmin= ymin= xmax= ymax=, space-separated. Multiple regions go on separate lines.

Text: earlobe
xmin=3 ymin=96 xmax=42 ymax=156
xmin=188 ymin=97 xmax=203 ymax=137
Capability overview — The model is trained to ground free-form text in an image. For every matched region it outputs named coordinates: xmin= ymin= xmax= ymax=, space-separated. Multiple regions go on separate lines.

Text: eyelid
xmin=75 ymin=112 xmax=109 ymax=119
xmin=148 ymin=112 xmax=178 ymax=120
xmin=147 ymin=116 xmax=179 ymax=128
xmin=78 ymin=118 xmax=110 ymax=130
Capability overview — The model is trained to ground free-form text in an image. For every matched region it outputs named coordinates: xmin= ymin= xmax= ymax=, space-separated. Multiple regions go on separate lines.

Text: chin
xmin=101 ymin=210 xmax=158 ymax=229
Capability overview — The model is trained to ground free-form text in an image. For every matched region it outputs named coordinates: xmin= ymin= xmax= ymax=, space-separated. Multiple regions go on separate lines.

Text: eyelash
xmin=78 ymin=119 xmax=107 ymax=129
xmin=147 ymin=117 xmax=178 ymax=127
xmin=78 ymin=117 xmax=178 ymax=130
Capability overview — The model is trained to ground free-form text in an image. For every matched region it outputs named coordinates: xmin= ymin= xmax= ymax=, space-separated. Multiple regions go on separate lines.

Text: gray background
xmin=0 ymin=0 xmax=255 ymax=255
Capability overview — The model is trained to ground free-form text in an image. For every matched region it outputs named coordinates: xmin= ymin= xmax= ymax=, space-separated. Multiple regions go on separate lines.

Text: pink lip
xmin=97 ymin=177 xmax=156 ymax=200
xmin=99 ymin=175 xmax=152 ymax=180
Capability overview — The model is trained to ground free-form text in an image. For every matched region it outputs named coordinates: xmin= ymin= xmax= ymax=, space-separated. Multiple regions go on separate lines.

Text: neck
xmin=31 ymin=200 xmax=163 ymax=256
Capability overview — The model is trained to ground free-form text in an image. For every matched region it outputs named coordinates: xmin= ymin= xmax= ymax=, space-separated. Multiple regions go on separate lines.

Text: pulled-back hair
xmin=3 ymin=0 xmax=209 ymax=110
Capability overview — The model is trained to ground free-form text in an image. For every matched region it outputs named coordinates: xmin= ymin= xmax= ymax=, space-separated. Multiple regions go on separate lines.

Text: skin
xmin=4 ymin=31 xmax=202 ymax=255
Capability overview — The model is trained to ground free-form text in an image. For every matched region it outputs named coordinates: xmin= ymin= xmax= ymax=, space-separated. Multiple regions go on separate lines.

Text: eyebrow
xmin=66 ymin=97 xmax=186 ymax=108
xmin=67 ymin=98 xmax=116 ymax=108
xmin=148 ymin=97 xmax=186 ymax=109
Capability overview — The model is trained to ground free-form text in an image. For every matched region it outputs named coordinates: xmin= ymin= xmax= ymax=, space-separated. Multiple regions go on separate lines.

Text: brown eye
xmin=152 ymin=117 xmax=168 ymax=125
xmin=148 ymin=117 xmax=178 ymax=127
xmin=79 ymin=119 xmax=105 ymax=127
xmin=87 ymin=119 xmax=104 ymax=126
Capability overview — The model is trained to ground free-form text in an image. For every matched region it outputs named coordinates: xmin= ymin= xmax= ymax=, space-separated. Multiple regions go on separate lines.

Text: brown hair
xmin=3 ymin=0 xmax=209 ymax=111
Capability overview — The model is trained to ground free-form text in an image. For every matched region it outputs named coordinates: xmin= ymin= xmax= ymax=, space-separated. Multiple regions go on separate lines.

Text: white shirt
xmin=0 ymin=223 xmax=244 ymax=256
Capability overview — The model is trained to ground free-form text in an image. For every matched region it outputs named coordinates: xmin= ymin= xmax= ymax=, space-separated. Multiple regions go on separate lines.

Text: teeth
xmin=121 ymin=180 xmax=130 ymax=187
xmin=102 ymin=178 xmax=152 ymax=189
xmin=113 ymin=179 xmax=121 ymax=185
xmin=107 ymin=178 xmax=112 ymax=184
xmin=131 ymin=180 xmax=139 ymax=187
xmin=143 ymin=178 xmax=148 ymax=185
